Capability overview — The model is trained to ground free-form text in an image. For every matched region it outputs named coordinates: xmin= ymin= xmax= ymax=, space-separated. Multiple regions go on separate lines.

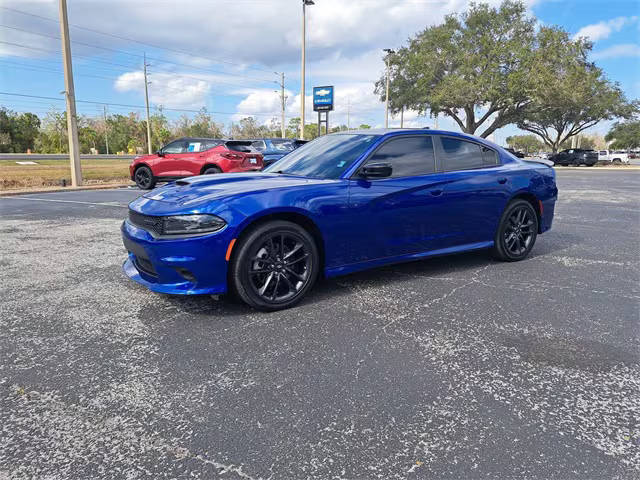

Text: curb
xmin=554 ymin=166 xmax=640 ymax=171
xmin=0 ymin=182 xmax=135 ymax=197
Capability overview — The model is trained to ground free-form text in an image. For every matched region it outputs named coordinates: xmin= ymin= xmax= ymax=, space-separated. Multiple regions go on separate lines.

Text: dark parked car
xmin=248 ymin=138 xmax=308 ymax=168
xmin=130 ymin=137 xmax=263 ymax=189
xmin=122 ymin=128 xmax=557 ymax=311
xmin=549 ymin=148 xmax=598 ymax=166
xmin=505 ymin=147 xmax=526 ymax=158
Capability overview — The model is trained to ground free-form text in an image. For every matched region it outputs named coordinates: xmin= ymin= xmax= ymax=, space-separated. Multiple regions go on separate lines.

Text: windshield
xmin=270 ymin=139 xmax=296 ymax=151
xmin=264 ymin=134 xmax=377 ymax=179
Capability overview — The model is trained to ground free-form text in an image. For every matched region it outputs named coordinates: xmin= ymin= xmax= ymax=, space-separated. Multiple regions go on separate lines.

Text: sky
xmin=0 ymin=0 xmax=639 ymax=145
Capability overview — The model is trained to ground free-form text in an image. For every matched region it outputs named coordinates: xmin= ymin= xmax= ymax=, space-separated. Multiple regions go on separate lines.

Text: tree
xmin=0 ymin=108 xmax=41 ymax=152
xmin=35 ymin=109 xmax=67 ymax=153
xmin=505 ymin=134 xmax=543 ymax=154
xmin=376 ymin=0 xmax=537 ymax=138
xmin=605 ymin=120 xmax=640 ymax=149
xmin=286 ymin=117 xmax=301 ymax=138
xmin=231 ymin=116 xmax=270 ymax=138
xmin=517 ymin=27 xmax=638 ymax=152
xmin=358 ymin=124 xmax=371 ymax=130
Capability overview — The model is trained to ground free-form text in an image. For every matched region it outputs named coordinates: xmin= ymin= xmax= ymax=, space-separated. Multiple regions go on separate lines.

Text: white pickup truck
xmin=598 ymin=150 xmax=630 ymax=164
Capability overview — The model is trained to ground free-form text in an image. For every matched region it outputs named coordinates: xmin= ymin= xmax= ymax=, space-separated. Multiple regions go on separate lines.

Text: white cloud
xmin=573 ymin=16 xmax=638 ymax=42
xmin=114 ymin=71 xmax=211 ymax=108
xmin=591 ymin=43 xmax=640 ymax=60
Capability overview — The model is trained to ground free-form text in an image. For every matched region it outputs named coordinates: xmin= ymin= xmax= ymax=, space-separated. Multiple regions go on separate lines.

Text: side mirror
xmin=361 ymin=162 xmax=392 ymax=179
xmin=156 ymin=150 xmax=164 ymax=157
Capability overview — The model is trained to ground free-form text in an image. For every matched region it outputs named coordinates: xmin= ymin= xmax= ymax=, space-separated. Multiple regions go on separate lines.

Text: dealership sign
xmin=313 ymin=86 xmax=334 ymax=111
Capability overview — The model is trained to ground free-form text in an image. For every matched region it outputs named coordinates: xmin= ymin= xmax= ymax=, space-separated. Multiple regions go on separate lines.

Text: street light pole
xmin=279 ymin=72 xmax=286 ymax=138
xmin=383 ymin=48 xmax=394 ymax=129
xmin=300 ymin=0 xmax=314 ymax=140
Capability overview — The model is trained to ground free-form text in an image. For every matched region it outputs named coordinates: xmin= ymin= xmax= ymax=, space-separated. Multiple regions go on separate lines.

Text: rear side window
xmin=439 ymin=137 xmax=489 ymax=171
xmin=202 ymin=140 xmax=222 ymax=150
xmin=364 ymin=136 xmax=435 ymax=177
xmin=481 ymin=146 xmax=499 ymax=166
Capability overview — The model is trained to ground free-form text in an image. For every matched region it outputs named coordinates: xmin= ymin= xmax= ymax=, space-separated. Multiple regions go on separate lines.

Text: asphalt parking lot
xmin=1 ymin=169 xmax=638 ymax=479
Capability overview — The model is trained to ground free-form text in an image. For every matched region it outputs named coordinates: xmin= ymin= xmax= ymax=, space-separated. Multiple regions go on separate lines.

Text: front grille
xmin=128 ymin=209 xmax=163 ymax=236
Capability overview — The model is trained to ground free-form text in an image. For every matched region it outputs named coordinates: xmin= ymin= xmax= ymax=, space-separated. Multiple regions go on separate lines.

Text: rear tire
xmin=134 ymin=165 xmax=156 ymax=190
xmin=229 ymin=221 xmax=319 ymax=311
xmin=203 ymin=166 xmax=222 ymax=175
xmin=612 ymin=158 xmax=622 ymax=165
xmin=491 ymin=199 xmax=538 ymax=262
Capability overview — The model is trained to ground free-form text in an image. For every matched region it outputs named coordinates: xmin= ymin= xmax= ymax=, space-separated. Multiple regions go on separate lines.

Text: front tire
xmin=491 ymin=200 xmax=539 ymax=262
xmin=134 ymin=165 xmax=156 ymax=190
xmin=229 ymin=221 xmax=319 ymax=311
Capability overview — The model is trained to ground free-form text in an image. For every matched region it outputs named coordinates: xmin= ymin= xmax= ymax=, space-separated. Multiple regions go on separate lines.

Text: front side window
xmin=362 ymin=136 xmax=435 ymax=177
xmin=162 ymin=140 xmax=187 ymax=154
xmin=263 ymin=134 xmax=377 ymax=179
xmin=439 ymin=137 xmax=486 ymax=171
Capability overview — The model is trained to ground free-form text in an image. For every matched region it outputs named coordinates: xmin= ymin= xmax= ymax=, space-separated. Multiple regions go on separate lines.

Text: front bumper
xmin=121 ymin=220 xmax=232 ymax=295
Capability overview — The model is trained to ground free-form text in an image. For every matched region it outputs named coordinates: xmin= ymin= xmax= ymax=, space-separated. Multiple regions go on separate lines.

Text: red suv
xmin=130 ymin=137 xmax=263 ymax=189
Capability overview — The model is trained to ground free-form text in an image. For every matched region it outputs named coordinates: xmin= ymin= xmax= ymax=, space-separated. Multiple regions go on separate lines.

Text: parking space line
xmin=0 ymin=197 xmax=128 ymax=208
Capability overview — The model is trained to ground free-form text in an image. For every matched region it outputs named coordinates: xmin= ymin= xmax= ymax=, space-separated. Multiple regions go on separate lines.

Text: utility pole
xmin=58 ymin=0 xmax=82 ymax=186
xmin=279 ymin=72 xmax=286 ymax=138
xmin=143 ymin=53 xmax=152 ymax=154
xmin=383 ymin=48 xmax=394 ymax=129
xmin=300 ymin=0 xmax=314 ymax=140
xmin=434 ymin=112 xmax=439 ymax=129
xmin=400 ymin=107 xmax=404 ymax=128
xmin=103 ymin=105 xmax=109 ymax=154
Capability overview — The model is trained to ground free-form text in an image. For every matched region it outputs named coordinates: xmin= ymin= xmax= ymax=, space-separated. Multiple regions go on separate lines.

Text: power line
xmin=0 ymin=7 xmax=277 ymax=74
xmin=0 ymin=28 xmax=277 ymax=87
xmin=0 ymin=92 xmax=283 ymax=118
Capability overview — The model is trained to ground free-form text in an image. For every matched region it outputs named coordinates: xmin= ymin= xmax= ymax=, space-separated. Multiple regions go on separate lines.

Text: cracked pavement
xmin=0 ymin=170 xmax=639 ymax=479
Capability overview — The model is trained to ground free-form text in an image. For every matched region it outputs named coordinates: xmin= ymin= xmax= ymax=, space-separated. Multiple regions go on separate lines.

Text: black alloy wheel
xmin=203 ymin=166 xmax=222 ymax=175
xmin=492 ymin=199 xmax=538 ymax=261
xmin=230 ymin=220 xmax=319 ymax=310
xmin=134 ymin=166 xmax=156 ymax=190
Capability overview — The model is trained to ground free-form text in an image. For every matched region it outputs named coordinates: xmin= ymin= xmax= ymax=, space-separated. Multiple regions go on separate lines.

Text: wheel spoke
xmin=285 ymin=267 xmax=305 ymax=282
xmin=285 ymin=252 xmax=310 ymax=265
xmin=250 ymin=268 xmax=271 ymax=275
xmin=280 ymin=273 xmax=296 ymax=292
xmin=270 ymin=274 xmax=281 ymax=300
xmin=284 ymin=242 xmax=303 ymax=260
xmin=258 ymin=272 xmax=275 ymax=296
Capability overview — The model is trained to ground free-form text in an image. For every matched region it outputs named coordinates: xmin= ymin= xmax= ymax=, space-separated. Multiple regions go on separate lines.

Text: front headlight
xmin=162 ymin=214 xmax=226 ymax=235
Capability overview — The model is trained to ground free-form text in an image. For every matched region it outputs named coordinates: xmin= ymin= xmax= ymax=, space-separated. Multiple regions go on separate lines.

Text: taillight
xmin=221 ymin=152 xmax=243 ymax=160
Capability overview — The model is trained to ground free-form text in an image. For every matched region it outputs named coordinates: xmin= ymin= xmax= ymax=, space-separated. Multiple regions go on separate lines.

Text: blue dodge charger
xmin=122 ymin=129 xmax=557 ymax=310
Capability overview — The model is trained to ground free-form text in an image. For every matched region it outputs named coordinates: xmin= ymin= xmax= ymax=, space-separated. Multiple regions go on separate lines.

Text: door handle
xmin=497 ymin=177 xmax=507 ymax=184
xmin=430 ymin=189 xmax=443 ymax=196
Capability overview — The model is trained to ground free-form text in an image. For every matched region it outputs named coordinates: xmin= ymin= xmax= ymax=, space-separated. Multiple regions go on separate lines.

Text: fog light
xmin=175 ymin=268 xmax=196 ymax=283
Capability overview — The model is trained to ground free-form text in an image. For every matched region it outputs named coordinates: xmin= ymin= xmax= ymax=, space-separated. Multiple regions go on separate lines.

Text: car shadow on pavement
xmin=155 ymin=233 xmax=584 ymax=317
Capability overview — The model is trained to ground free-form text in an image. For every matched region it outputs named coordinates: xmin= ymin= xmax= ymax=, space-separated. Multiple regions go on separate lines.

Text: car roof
xmin=242 ymin=138 xmax=297 ymax=141
xmin=331 ymin=128 xmax=502 ymax=149
xmin=176 ymin=137 xmax=224 ymax=142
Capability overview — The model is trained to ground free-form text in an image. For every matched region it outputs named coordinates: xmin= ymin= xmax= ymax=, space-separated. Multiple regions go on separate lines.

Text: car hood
xmin=141 ymin=172 xmax=336 ymax=207
xmin=133 ymin=153 xmax=157 ymax=162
